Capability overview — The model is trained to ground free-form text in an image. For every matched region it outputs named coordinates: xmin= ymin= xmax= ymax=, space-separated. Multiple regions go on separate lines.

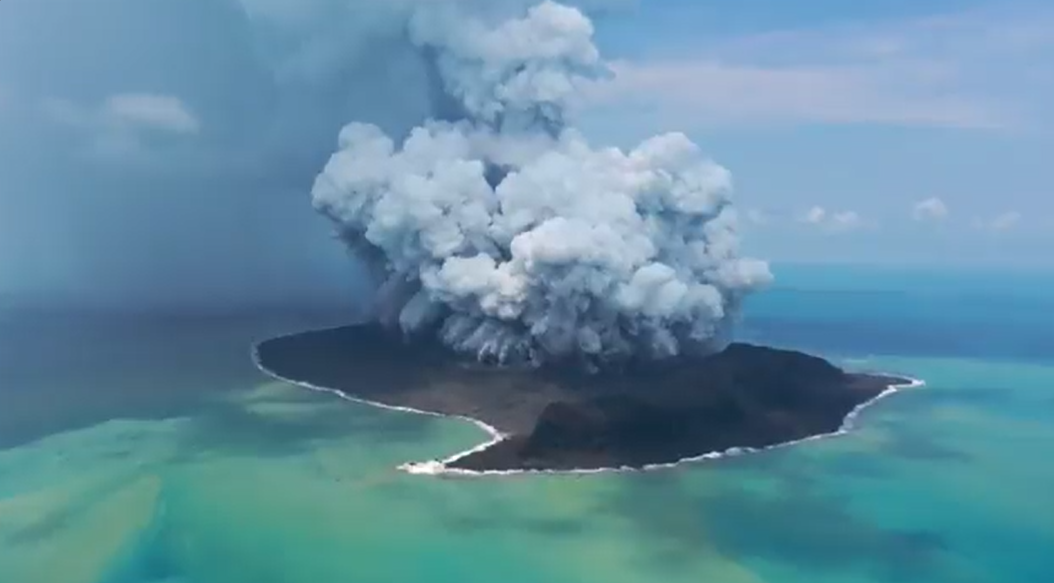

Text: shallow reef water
xmin=2 ymin=268 xmax=1053 ymax=583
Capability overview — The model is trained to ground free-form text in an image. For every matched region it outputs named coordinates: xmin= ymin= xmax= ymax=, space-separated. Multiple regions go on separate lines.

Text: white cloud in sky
xmin=102 ymin=94 xmax=200 ymax=135
xmin=912 ymin=197 xmax=950 ymax=221
xmin=973 ymin=211 xmax=1022 ymax=232
xmin=830 ymin=210 xmax=862 ymax=231
xmin=587 ymin=5 xmax=1054 ymax=130
xmin=45 ymin=93 xmax=199 ymax=135
xmin=802 ymin=206 xmax=827 ymax=224
xmin=799 ymin=206 xmax=864 ymax=232
xmin=42 ymin=92 xmax=199 ymax=161
xmin=745 ymin=208 xmax=770 ymax=225
xmin=991 ymin=211 xmax=1022 ymax=231
xmin=601 ymin=60 xmax=1005 ymax=130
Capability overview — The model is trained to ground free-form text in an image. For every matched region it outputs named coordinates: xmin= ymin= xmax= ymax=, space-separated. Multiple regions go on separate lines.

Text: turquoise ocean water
xmin=1 ymin=265 xmax=1052 ymax=583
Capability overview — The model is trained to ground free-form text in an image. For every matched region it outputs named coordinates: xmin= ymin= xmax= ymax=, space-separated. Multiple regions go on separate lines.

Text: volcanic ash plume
xmin=311 ymin=0 xmax=773 ymax=366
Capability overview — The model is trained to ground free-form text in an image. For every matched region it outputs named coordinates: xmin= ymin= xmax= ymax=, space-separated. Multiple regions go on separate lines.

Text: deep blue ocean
xmin=1 ymin=264 xmax=1052 ymax=583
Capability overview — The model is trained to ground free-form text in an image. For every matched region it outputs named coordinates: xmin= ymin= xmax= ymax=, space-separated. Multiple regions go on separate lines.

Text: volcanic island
xmin=254 ymin=324 xmax=914 ymax=473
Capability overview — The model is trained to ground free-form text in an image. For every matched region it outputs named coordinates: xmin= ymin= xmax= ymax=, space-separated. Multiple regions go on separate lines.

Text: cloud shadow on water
xmin=177 ymin=383 xmax=439 ymax=459
xmin=877 ymin=428 xmax=973 ymax=463
xmin=438 ymin=510 xmax=587 ymax=538
xmin=601 ymin=467 xmax=954 ymax=582
xmin=0 ymin=472 xmax=144 ymax=547
xmin=2 ymin=505 xmax=79 ymax=546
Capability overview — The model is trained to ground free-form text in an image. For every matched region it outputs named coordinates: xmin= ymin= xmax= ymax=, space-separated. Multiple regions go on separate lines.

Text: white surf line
xmin=250 ymin=331 xmax=923 ymax=479
xmin=249 ymin=338 xmax=506 ymax=441
xmin=399 ymin=376 xmax=926 ymax=478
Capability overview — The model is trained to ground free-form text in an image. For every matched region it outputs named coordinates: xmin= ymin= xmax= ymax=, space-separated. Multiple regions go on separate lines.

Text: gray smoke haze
xmin=0 ymin=0 xmax=630 ymax=312
xmin=311 ymin=1 xmax=772 ymax=365
xmin=0 ymin=0 xmax=769 ymax=340
xmin=0 ymin=0 xmax=434 ymax=310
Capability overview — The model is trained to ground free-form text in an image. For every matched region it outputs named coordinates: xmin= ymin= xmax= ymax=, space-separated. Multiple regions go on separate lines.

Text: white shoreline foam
xmin=251 ymin=329 xmax=924 ymax=479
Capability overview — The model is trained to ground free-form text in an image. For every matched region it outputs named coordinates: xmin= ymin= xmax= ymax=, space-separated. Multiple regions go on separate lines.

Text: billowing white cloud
xmin=912 ymin=197 xmax=949 ymax=221
xmin=234 ymin=0 xmax=629 ymax=84
xmin=313 ymin=1 xmax=771 ymax=365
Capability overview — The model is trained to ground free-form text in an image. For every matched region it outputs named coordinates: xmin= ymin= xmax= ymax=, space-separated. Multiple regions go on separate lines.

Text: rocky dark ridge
xmin=254 ymin=324 xmax=911 ymax=472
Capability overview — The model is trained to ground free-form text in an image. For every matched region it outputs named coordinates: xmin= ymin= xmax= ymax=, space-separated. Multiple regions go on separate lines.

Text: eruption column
xmin=311 ymin=0 xmax=772 ymax=366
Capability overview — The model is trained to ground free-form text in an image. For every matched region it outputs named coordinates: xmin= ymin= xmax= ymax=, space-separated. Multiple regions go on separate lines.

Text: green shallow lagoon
xmin=1 ymin=302 xmax=1053 ymax=583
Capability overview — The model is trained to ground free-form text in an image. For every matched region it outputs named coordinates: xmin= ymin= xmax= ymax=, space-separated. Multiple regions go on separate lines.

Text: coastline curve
xmin=250 ymin=326 xmax=924 ymax=478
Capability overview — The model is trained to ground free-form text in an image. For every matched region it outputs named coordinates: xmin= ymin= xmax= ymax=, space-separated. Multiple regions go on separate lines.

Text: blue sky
xmin=0 ymin=0 xmax=1051 ymax=307
xmin=583 ymin=0 xmax=1054 ymax=265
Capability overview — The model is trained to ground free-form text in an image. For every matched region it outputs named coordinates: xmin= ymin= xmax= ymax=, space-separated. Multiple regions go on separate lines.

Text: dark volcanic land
xmin=254 ymin=324 xmax=911 ymax=472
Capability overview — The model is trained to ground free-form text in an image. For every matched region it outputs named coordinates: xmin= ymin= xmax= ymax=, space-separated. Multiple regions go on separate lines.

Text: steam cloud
xmin=311 ymin=0 xmax=772 ymax=366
